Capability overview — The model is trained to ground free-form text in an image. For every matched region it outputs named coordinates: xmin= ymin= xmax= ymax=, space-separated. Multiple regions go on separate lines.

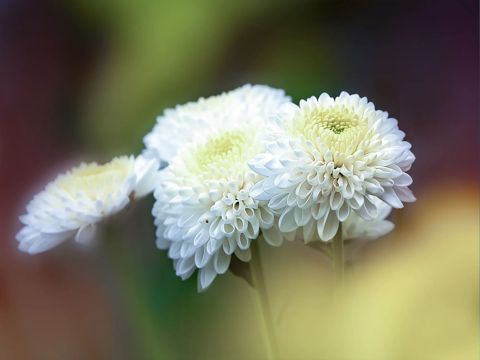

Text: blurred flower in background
xmin=16 ymin=155 xmax=159 ymax=254
xmin=0 ymin=0 xmax=477 ymax=359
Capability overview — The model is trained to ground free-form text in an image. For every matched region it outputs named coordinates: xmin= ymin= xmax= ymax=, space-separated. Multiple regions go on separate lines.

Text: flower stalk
xmin=331 ymin=224 xmax=345 ymax=296
xmin=250 ymin=238 xmax=279 ymax=360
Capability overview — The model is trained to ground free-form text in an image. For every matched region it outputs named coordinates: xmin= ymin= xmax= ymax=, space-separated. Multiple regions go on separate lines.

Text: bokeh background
xmin=0 ymin=0 xmax=478 ymax=359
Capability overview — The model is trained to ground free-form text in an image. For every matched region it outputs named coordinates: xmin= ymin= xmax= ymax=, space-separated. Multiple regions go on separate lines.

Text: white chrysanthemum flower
xmin=249 ymin=92 xmax=415 ymax=242
xmin=17 ymin=155 xmax=160 ymax=254
xmin=153 ymin=124 xmax=285 ymax=291
xmin=143 ymin=84 xmax=290 ymax=163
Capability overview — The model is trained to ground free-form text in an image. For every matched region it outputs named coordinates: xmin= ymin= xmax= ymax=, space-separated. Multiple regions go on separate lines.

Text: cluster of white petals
xmin=249 ymin=92 xmax=415 ymax=242
xmin=144 ymin=84 xmax=290 ymax=163
xmin=16 ymin=84 xmax=414 ymax=293
xmin=152 ymin=85 xmax=290 ymax=290
xmin=16 ymin=156 xmax=160 ymax=254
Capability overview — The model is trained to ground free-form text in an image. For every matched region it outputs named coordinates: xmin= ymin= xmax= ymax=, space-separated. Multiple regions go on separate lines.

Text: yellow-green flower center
xmin=289 ymin=105 xmax=371 ymax=157
xmin=189 ymin=129 xmax=256 ymax=178
xmin=316 ymin=110 xmax=359 ymax=134
xmin=293 ymin=106 xmax=361 ymax=138
xmin=56 ymin=157 xmax=133 ymax=198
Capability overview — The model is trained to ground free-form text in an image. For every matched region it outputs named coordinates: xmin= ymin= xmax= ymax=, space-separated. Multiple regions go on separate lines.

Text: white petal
xmin=222 ymin=236 xmax=236 ymax=255
xmin=198 ymin=263 xmax=217 ymax=292
xmin=249 ymin=182 xmax=271 ymax=201
xmin=235 ymin=248 xmax=251 ymax=262
xmin=394 ymin=186 xmax=416 ymax=202
xmin=278 ymin=207 xmax=298 ymax=232
xmin=262 ymin=225 xmax=283 ymax=247
xmin=336 ymin=202 xmax=350 ymax=222
xmin=317 ymin=210 xmax=339 ymax=241
xmin=330 ymin=191 xmax=344 ymax=211
xmin=74 ymin=224 xmax=97 ymax=245
xmin=268 ymin=193 xmax=288 ymax=210
xmin=302 ymin=219 xmax=316 ymax=243
xmin=380 ymin=187 xmax=404 ymax=208
xmin=237 ymin=234 xmax=250 ymax=250
xmin=195 ymin=247 xmax=211 ymax=268
xmin=283 ymin=229 xmax=297 ymax=242
xmin=177 ymin=256 xmax=195 ymax=276
xmin=214 ymin=251 xmax=231 ymax=274
xmin=257 ymin=206 xmax=274 ymax=228
xmin=156 ymin=236 xmax=170 ymax=250
xmin=294 ymin=207 xmax=311 ymax=226
xmin=24 ymin=232 xmax=71 ymax=254
xmin=393 ymin=173 xmax=413 ymax=186
xmin=133 ymin=156 xmax=160 ymax=198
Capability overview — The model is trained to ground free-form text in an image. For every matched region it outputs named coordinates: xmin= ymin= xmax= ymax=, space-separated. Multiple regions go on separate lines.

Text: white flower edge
xmin=286 ymin=198 xmax=394 ymax=243
xmin=16 ymin=155 xmax=160 ymax=255
xmin=143 ymin=84 xmax=291 ymax=164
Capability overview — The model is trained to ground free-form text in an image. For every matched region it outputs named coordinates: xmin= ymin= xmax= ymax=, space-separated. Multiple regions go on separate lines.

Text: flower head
xmin=17 ymin=155 xmax=160 ymax=254
xmin=143 ymin=84 xmax=290 ymax=163
xmin=249 ymin=92 xmax=415 ymax=242
xmin=153 ymin=122 xmax=286 ymax=291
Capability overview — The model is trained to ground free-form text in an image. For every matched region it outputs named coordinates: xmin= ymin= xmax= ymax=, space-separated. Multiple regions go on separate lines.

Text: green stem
xmin=331 ymin=223 xmax=344 ymax=295
xmin=250 ymin=239 xmax=279 ymax=360
xmin=104 ymin=222 xmax=170 ymax=359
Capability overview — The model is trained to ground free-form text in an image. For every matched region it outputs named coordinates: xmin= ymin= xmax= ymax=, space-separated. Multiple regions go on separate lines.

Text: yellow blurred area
xmin=216 ymin=183 xmax=478 ymax=359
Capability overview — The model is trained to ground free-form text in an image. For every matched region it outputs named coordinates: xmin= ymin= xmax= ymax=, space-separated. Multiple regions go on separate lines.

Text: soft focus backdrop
xmin=0 ymin=0 xmax=478 ymax=359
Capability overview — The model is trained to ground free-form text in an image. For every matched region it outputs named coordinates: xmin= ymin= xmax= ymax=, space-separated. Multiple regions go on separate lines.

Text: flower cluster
xmin=147 ymin=87 xmax=413 ymax=290
xmin=16 ymin=84 xmax=414 ymax=291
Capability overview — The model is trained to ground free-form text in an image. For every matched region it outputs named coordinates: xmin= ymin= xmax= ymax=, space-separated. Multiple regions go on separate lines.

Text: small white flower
xmin=17 ymin=155 xmax=160 ymax=254
xmin=153 ymin=124 xmax=285 ymax=291
xmin=249 ymin=92 xmax=415 ymax=242
xmin=143 ymin=84 xmax=290 ymax=163
xmin=342 ymin=198 xmax=394 ymax=241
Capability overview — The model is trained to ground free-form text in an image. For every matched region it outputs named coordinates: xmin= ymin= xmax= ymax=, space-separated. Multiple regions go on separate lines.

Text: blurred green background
xmin=0 ymin=0 xmax=478 ymax=359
